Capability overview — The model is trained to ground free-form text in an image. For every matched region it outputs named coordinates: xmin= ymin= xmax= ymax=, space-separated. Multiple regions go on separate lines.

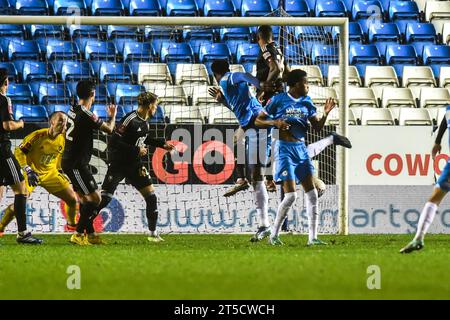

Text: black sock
xmin=86 ymin=207 xmax=99 ymax=234
xmin=145 ymin=193 xmax=158 ymax=232
xmin=14 ymin=194 xmax=27 ymax=233
xmin=98 ymin=193 xmax=112 ymax=211
xmin=77 ymin=202 xmax=97 ymax=234
xmin=235 ymin=163 xmax=245 ymax=181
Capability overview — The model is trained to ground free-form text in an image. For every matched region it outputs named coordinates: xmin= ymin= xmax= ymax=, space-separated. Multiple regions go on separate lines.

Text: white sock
xmin=150 ymin=230 xmax=158 ymax=237
xmin=306 ymin=189 xmax=319 ymax=242
xmin=414 ymin=202 xmax=437 ymax=242
xmin=271 ymin=192 xmax=297 ymax=237
xmin=253 ymin=181 xmax=269 ymax=228
xmin=307 ymin=136 xmax=334 ymax=158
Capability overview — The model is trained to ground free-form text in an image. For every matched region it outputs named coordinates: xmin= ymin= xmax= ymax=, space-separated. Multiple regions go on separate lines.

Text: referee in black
xmin=0 ymin=68 xmax=42 ymax=244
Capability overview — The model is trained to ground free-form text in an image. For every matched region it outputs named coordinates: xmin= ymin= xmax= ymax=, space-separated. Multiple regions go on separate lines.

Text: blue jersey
xmin=265 ymin=93 xmax=317 ymax=140
xmin=219 ymin=72 xmax=263 ymax=128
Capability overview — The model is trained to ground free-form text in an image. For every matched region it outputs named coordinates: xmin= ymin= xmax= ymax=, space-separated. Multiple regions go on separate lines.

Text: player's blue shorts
xmin=436 ymin=159 xmax=450 ymax=191
xmin=273 ymin=139 xmax=314 ymax=184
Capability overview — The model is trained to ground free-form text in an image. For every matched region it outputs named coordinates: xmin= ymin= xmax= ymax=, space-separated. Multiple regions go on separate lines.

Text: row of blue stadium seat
xmin=0 ymin=0 xmax=444 ymax=19
xmin=12 ymin=103 xmax=165 ymax=122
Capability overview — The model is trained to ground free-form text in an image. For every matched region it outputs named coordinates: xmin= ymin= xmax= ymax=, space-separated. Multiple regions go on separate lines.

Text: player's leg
xmin=45 ymin=171 xmax=78 ymax=231
xmin=224 ymin=127 xmax=250 ymax=197
xmin=307 ymin=132 xmax=352 ymax=159
xmin=270 ymin=179 xmax=297 ymax=245
xmin=400 ymin=169 xmax=449 ymax=253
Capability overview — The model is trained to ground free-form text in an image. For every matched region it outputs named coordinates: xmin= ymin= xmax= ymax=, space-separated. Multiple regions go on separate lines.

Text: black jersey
xmin=256 ymin=41 xmax=286 ymax=82
xmin=109 ymin=111 xmax=165 ymax=165
xmin=0 ymin=93 xmax=14 ymax=141
xmin=62 ymin=104 xmax=103 ymax=167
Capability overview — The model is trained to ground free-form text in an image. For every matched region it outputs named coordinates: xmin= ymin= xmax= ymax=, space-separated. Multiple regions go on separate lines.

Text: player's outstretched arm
xmin=255 ymin=112 xmax=290 ymax=130
xmin=310 ymin=98 xmax=335 ymax=132
xmin=99 ymin=104 xmax=117 ymax=134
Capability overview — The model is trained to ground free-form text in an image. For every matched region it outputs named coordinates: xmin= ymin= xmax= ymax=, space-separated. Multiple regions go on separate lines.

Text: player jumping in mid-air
xmin=256 ymin=69 xmax=335 ymax=246
xmin=97 ymin=92 xmax=175 ymax=242
xmin=62 ymin=80 xmax=116 ymax=245
xmin=0 ymin=68 xmax=42 ymax=244
xmin=0 ymin=112 xmax=79 ymax=235
xmin=400 ymin=107 xmax=450 ymax=253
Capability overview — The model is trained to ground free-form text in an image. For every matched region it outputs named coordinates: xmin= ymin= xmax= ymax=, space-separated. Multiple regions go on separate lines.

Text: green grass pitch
xmin=0 ymin=234 xmax=449 ymax=300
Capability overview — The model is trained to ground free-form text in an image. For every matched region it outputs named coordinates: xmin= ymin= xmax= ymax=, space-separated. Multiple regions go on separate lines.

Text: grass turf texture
xmin=0 ymin=234 xmax=449 ymax=299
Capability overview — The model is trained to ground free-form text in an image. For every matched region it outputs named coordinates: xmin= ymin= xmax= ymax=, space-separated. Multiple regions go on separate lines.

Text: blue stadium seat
xmin=22 ymin=61 xmax=56 ymax=82
xmin=106 ymin=25 xmax=141 ymax=39
xmin=29 ymin=25 xmax=63 ymax=39
xmin=294 ymin=26 xmax=325 ymax=41
xmin=333 ymin=22 xmax=364 ymax=43
xmin=112 ymin=38 xmax=134 ymax=55
xmin=7 ymin=84 xmax=32 ymax=104
xmin=99 ymin=62 xmax=132 ymax=82
xmin=38 ymin=83 xmax=70 ymax=104
xmin=349 ymin=43 xmax=382 ymax=76
xmin=236 ymin=43 xmax=259 ymax=63
xmin=14 ymin=105 xmax=48 ymax=122
xmin=115 ymin=84 xmax=145 ymax=104
xmin=352 ymin=0 xmax=383 ymax=20
xmin=219 ymin=27 xmax=252 ymax=41
xmin=312 ymin=44 xmax=339 ymax=64
xmin=8 ymin=40 xmax=41 ymax=60
xmin=183 ymin=28 xmax=215 ymax=41
xmin=405 ymin=23 xmax=437 ymax=55
xmin=389 ymin=1 xmax=419 ymax=21
xmin=70 ymin=83 xmax=109 ymax=102
xmin=126 ymin=61 xmax=143 ymax=83
xmin=92 ymin=104 xmax=125 ymax=121
xmin=129 ymin=0 xmax=161 ymax=16
xmin=0 ymin=62 xmax=18 ymax=82
xmin=46 ymin=39 xmax=80 ymax=60
xmin=368 ymin=23 xmax=400 ymax=56
xmin=284 ymin=0 xmax=309 ymax=17
xmin=225 ymin=40 xmax=249 ymax=58
xmin=241 ymin=0 xmax=272 ymax=16
xmin=68 ymin=25 xmax=102 ymax=38
xmin=385 ymin=44 xmax=418 ymax=77
xmin=53 ymin=0 xmax=87 ymax=15
xmin=315 ymin=0 xmax=347 ymax=17
xmin=204 ymin=0 xmax=235 ymax=16
xmin=284 ymin=44 xmax=307 ymax=65
xmin=15 ymin=0 xmax=49 ymax=15
xmin=46 ymin=104 xmax=70 ymax=114
xmin=160 ymin=42 xmax=194 ymax=63
xmin=269 ymin=0 xmax=279 ymax=8
xmin=84 ymin=40 xmax=117 ymax=60
xmin=144 ymin=27 xmax=174 ymax=40
xmin=423 ymin=45 xmax=450 ymax=66
xmin=0 ymin=25 xmax=24 ymax=38
xmin=121 ymin=104 xmax=138 ymax=114
xmin=60 ymin=61 xmax=93 ymax=81
xmin=0 ymin=0 xmax=14 ymax=14
xmin=123 ymin=41 xmax=155 ymax=62
xmin=199 ymin=43 xmax=231 ymax=62
xmin=189 ymin=39 xmax=212 ymax=59
xmin=166 ymin=0 xmax=198 ymax=16
xmin=90 ymin=0 xmax=125 ymax=16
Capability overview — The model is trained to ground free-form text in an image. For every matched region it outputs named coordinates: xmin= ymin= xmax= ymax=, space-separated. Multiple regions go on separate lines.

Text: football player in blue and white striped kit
xmin=400 ymin=105 xmax=450 ymax=253
xmin=255 ymin=69 xmax=336 ymax=246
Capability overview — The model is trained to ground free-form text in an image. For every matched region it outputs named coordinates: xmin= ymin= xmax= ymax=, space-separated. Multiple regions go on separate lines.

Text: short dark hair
xmin=211 ymin=59 xmax=230 ymax=76
xmin=0 ymin=68 xmax=8 ymax=86
xmin=257 ymin=25 xmax=273 ymax=42
xmin=76 ymin=80 xmax=95 ymax=100
xmin=287 ymin=69 xmax=307 ymax=87
xmin=138 ymin=91 xmax=158 ymax=108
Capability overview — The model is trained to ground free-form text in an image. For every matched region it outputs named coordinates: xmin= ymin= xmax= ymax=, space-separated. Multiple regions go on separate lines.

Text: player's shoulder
xmin=28 ymin=128 xmax=48 ymax=141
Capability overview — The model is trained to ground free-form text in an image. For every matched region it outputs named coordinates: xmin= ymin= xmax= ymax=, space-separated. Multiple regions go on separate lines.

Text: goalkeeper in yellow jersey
xmin=0 ymin=111 xmax=78 ymax=235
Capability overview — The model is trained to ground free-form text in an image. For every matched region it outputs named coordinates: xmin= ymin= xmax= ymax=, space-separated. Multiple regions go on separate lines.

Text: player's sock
xmin=98 ymin=192 xmax=113 ymax=211
xmin=85 ymin=207 xmax=99 ymax=235
xmin=145 ymin=192 xmax=158 ymax=232
xmin=64 ymin=202 xmax=77 ymax=226
xmin=271 ymin=192 xmax=297 ymax=238
xmin=253 ymin=181 xmax=269 ymax=227
xmin=14 ymin=194 xmax=27 ymax=233
xmin=306 ymin=189 xmax=319 ymax=242
xmin=235 ymin=163 xmax=246 ymax=182
xmin=77 ymin=202 xmax=96 ymax=235
xmin=0 ymin=205 xmax=16 ymax=231
xmin=414 ymin=202 xmax=437 ymax=242
xmin=307 ymin=136 xmax=333 ymax=158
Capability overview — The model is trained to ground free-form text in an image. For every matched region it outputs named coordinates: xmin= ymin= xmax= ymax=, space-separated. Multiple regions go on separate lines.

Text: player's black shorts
xmin=102 ymin=162 xmax=153 ymax=195
xmin=62 ymin=164 xmax=98 ymax=195
xmin=0 ymin=142 xmax=24 ymax=186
